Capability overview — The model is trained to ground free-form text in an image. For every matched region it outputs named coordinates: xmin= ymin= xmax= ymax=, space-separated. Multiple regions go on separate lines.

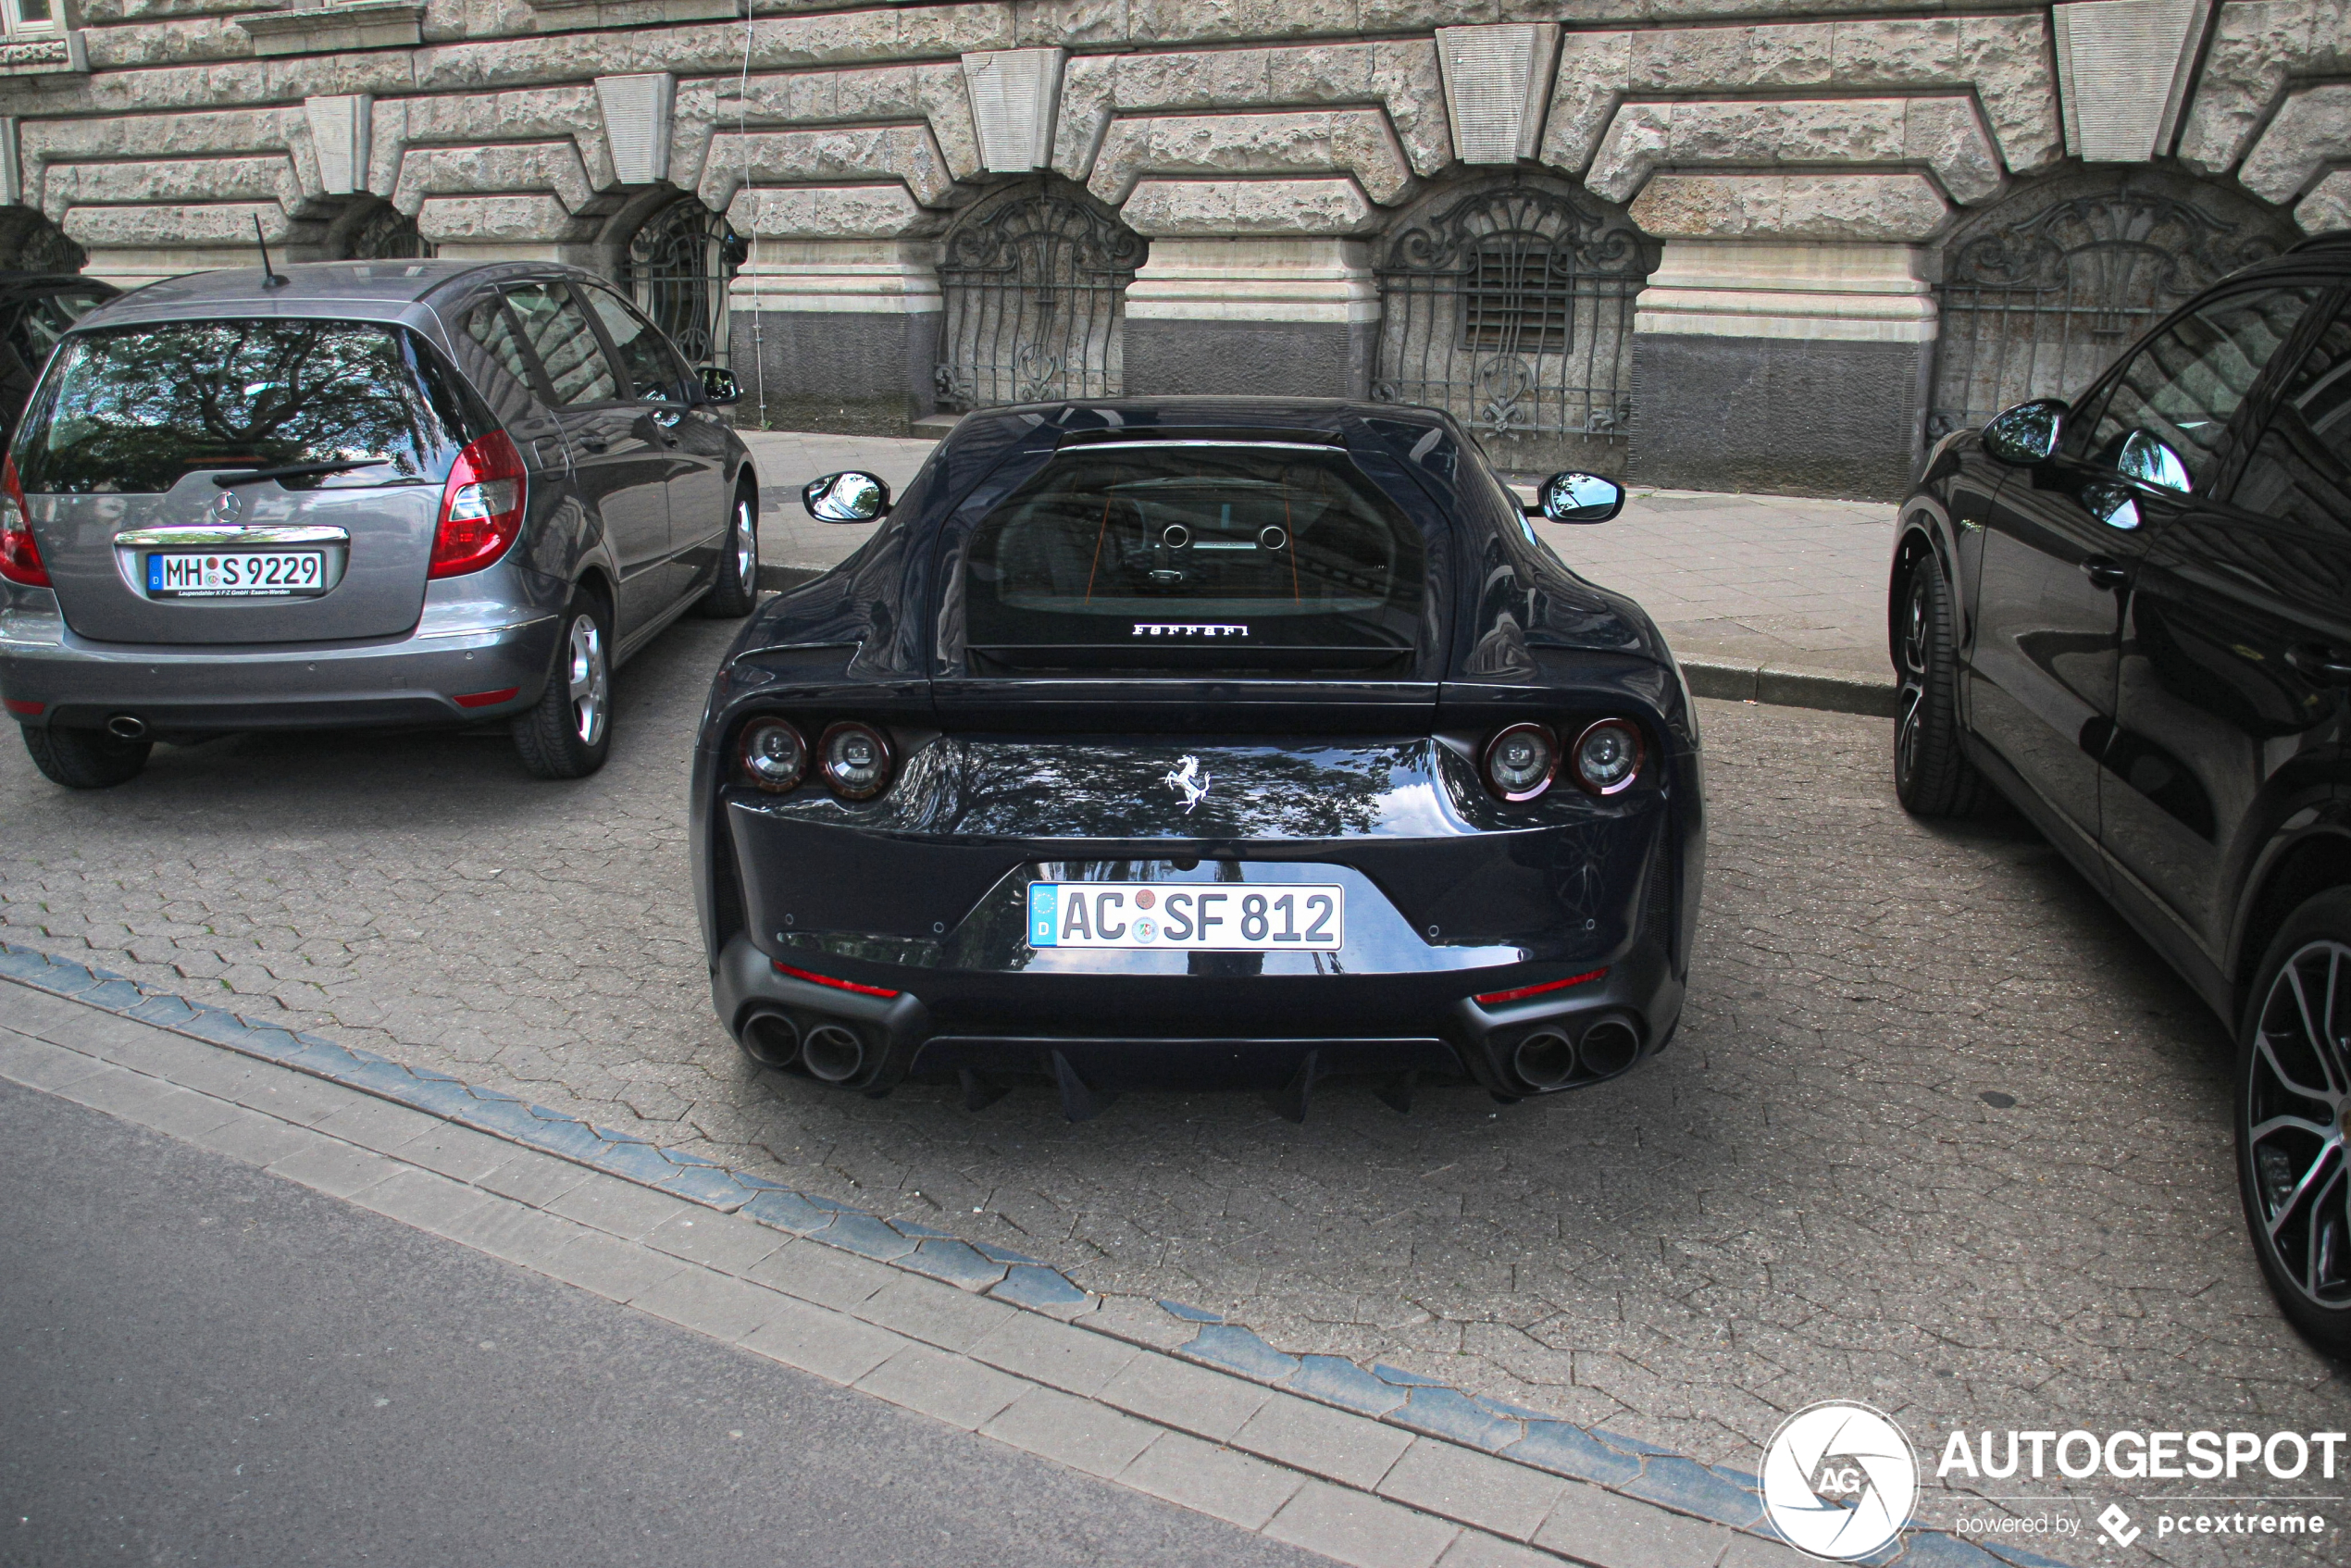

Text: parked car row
xmin=1891 ymin=230 xmax=2351 ymax=1351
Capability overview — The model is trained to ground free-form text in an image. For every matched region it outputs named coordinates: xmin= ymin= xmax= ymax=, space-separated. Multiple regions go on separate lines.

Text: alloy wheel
xmin=734 ymin=496 xmax=757 ymax=589
xmin=2245 ymin=939 xmax=2351 ymax=1308
xmin=566 ymin=613 xmax=609 ymax=748
xmin=1894 ymin=570 xmax=1932 ymax=788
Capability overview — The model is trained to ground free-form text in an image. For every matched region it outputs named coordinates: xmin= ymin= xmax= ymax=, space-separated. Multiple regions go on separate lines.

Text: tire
xmin=697 ymin=484 xmax=759 ymax=618
xmin=21 ymin=724 xmax=149 ymax=789
xmin=1892 ymin=549 xmax=1982 ymax=817
xmin=2236 ymin=889 xmax=2351 ymax=1355
xmin=512 ymin=591 xmax=613 ymax=780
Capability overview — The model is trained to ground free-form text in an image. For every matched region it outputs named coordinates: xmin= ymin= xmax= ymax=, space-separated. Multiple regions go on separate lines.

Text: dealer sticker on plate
xmin=1026 ymin=881 xmax=1344 ymax=951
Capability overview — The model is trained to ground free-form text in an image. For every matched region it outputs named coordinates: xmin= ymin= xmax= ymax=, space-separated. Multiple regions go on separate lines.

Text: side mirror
xmin=2115 ymin=429 xmax=2192 ymax=493
xmin=802 ymin=470 xmax=890 ymax=523
xmin=1533 ymin=470 xmax=1625 ymax=524
xmin=698 ymin=365 xmax=741 ymax=406
xmin=1982 ymin=398 xmax=2067 ymax=466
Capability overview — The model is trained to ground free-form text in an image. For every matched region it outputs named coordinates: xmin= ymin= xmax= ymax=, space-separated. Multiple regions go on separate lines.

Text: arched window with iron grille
xmin=934 ymin=177 xmax=1147 ymax=410
xmin=1374 ymin=176 xmax=1655 ymax=474
xmin=1927 ymin=168 xmax=2296 ymax=440
xmin=328 ymin=199 xmax=432 ymax=261
xmin=624 ymin=195 xmax=747 ymax=367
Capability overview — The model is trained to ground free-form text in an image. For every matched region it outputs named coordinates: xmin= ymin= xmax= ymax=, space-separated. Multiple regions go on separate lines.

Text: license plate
xmin=147 ymin=551 xmax=326 ymax=597
xmin=1026 ymin=881 xmax=1344 ymax=951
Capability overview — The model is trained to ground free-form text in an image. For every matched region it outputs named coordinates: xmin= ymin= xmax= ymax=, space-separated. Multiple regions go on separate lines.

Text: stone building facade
xmin=0 ymin=1 xmax=2344 ymax=497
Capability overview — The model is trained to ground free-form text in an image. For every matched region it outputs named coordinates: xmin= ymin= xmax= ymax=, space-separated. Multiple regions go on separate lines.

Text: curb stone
xmin=0 ymin=940 xmax=2062 ymax=1568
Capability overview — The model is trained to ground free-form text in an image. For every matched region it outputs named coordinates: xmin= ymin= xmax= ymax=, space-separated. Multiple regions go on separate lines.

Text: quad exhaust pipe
xmin=800 ymin=1023 xmax=867 ymax=1084
xmin=1506 ymin=1012 xmax=1643 ymax=1093
xmin=735 ymin=1005 xmax=871 ymax=1084
xmin=735 ymin=1006 xmax=802 ymax=1071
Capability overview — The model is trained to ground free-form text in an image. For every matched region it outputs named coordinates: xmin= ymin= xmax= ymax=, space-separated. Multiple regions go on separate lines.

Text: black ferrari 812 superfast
xmin=690 ymin=399 xmax=1704 ymax=1119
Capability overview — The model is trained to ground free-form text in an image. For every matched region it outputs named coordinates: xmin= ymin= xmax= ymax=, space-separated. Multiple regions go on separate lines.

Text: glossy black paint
xmin=694 ymin=399 xmax=1704 ymax=1108
xmin=1890 ymin=253 xmax=2351 ymax=1024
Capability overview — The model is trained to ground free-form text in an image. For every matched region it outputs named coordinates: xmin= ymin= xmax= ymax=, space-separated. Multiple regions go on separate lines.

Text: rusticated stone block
xmin=699 ymin=124 xmax=954 ymax=212
xmin=1628 ymin=173 xmax=1949 ymax=241
xmin=1088 ymin=109 xmax=1412 ymax=207
xmin=416 ymin=193 xmax=592 ymax=243
xmin=1120 ymin=176 xmax=1378 ymax=236
xmin=2178 ymin=0 xmax=2351 ymax=176
xmin=728 ymin=184 xmax=928 ymax=240
xmin=1052 ymin=41 xmax=1446 ymax=182
xmin=64 ymin=200 xmax=295 ymax=246
xmin=2238 ymin=81 xmax=2351 ymax=204
xmin=672 ymin=63 xmax=977 ymax=196
xmin=1586 ymin=96 xmax=2003 ymax=207
xmin=392 ymin=140 xmax=599 ymax=217
xmin=1541 ymin=17 xmax=2059 ymax=179
xmin=43 ymin=154 xmax=300 ymax=221
xmin=2297 ymin=168 xmax=2351 ymax=235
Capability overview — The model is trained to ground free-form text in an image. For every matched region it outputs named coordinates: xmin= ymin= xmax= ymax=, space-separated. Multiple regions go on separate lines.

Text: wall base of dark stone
xmin=1124 ymin=317 xmax=1375 ymax=401
xmin=1628 ymin=333 xmax=1929 ymax=502
xmin=729 ymin=309 xmax=938 ymax=433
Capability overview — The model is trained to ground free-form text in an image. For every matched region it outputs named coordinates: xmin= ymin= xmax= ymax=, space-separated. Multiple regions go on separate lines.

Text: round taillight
xmin=739 ymin=718 xmax=807 ymax=792
xmin=1483 ymin=722 xmax=1557 ymax=802
xmin=818 ymin=721 xmax=894 ymax=801
xmin=1571 ymin=718 xmax=1643 ymax=795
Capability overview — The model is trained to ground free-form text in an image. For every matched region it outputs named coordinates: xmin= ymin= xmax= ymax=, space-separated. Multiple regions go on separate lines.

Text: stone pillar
xmin=1121 ymin=237 xmax=1380 ymax=400
xmin=727 ymin=233 xmax=941 ymax=436
xmin=1627 ymin=241 xmax=1936 ymax=501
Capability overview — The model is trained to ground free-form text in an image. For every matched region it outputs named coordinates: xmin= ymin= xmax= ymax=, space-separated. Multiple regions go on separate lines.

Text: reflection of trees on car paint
xmin=18 ymin=320 xmax=468 ymax=494
xmin=923 ymin=740 xmax=1422 ymax=841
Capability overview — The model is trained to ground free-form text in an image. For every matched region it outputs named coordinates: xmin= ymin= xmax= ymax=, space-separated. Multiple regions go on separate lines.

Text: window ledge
xmin=0 ymin=31 xmax=87 ymax=77
xmin=235 ymin=1 xmax=425 ymax=57
xmin=521 ymin=0 xmax=735 ymax=26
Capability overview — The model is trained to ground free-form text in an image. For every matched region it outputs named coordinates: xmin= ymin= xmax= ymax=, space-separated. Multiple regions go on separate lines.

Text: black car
xmin=690 ymin=399 xmax=1703 ymax=1120
xmin=1889 ymin=232 xmax=2351 ymax=1350
xmin=0 ymin=271 xmax=117 ymax=450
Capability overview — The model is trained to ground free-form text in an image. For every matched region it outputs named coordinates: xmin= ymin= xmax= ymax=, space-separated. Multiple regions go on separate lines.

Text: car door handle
xmin=2285 ymin=644 xmax=2351 ymax=685
xmin=2081 ymin=556 xmax=2130 ymax=591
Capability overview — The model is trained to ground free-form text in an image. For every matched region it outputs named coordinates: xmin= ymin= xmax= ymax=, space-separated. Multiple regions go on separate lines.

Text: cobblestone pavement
xmin=742 ymin=431 xmax=1897 ymax=683
xmin=4 ymin=616 xmax=2345 ymax=1537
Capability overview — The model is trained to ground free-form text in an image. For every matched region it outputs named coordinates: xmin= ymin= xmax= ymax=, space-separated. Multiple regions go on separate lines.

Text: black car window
xmin=581 ymin=287 xmax=687 ymax=403
xmin=2080 ymin=286 xmax=2321 ymax=492
xmin=2233 ymin=296 xmax=2351 ymax=535
xmin=13 ymin=319 xmax=474 ymax=494
xmin=465 ymin=296 xmax=538 ymax=392
xmin=503 ymin=282 xmax=619 ymax=406
xmin=957 ymin=442 xmax=1425 ymax=674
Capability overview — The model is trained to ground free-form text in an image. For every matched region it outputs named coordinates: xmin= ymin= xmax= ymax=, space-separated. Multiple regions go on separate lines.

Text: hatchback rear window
xmin=13 ymin=318 xmax=478 ymax=494
xmin=959 ymin=442 xmax=1426 ymax=674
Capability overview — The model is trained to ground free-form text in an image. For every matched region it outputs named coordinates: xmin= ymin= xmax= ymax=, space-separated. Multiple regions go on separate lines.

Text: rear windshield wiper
xmin=212 ymin=459 xmax=390 ymax=488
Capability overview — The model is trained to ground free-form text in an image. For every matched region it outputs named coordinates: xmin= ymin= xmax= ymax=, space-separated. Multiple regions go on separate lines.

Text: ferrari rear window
xmin=959 ymin=442 xmax=1425 ymax=674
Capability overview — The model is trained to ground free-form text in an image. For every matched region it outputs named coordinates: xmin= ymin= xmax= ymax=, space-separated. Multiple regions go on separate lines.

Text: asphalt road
xmin=0 ymin=602 xmax=2345 ymax=1523
xmin=0 ymin=1077 xmax=1319 ymax=1568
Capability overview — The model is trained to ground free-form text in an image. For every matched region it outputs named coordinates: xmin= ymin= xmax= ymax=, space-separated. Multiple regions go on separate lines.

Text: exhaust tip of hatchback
xmin=735 ymin=1007 xmax=802 ymax=1071
xmin=801 ymin=1023 xmax=867 ymax=1084
xmin=1578 ymin=1014 xmax=1641 ymax=1077
xmin=106 ymin=715 xmax=146 ymax=741
xmin=1511 ymin=1030 xmax=1578 ymax=1090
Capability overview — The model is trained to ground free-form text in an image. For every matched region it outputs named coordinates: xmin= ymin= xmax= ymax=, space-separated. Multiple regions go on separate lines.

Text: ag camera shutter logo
xmin=1762 ymin=1401 xmax=1920 ymax=1560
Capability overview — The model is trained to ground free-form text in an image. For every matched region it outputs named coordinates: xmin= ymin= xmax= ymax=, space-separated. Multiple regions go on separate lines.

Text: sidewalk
xmin=741 ymin=430 xmax=1897 ymax=716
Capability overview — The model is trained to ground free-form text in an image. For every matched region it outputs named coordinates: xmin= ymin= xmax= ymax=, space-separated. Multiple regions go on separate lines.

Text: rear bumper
xmin=0 ymin=582 xmax=560 ymax=740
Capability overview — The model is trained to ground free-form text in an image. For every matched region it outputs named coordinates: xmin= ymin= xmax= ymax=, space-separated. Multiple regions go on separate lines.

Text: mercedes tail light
xmin=0 ymin=455 xmax=47 ymax=587
xmin=429 ymin=429 xmax=528 ymax=579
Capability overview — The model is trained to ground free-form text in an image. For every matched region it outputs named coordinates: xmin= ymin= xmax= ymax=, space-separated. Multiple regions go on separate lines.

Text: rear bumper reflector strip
xmin=453 ymin=687 xmax=520 ymax=709
xmin=773 ymin=960 xmax=902 ymax=1000
xmin=1474 ymin=967 xmax=1608 ymax=1006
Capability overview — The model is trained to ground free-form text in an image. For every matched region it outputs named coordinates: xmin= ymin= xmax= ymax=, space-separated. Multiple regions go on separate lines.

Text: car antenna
xmin=255 ymin=214 xmax=287 ymax=289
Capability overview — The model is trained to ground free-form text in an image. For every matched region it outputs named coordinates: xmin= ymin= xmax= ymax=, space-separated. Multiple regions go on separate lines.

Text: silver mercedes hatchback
xmin=0 ymin=259 xmax=760 ymax=786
